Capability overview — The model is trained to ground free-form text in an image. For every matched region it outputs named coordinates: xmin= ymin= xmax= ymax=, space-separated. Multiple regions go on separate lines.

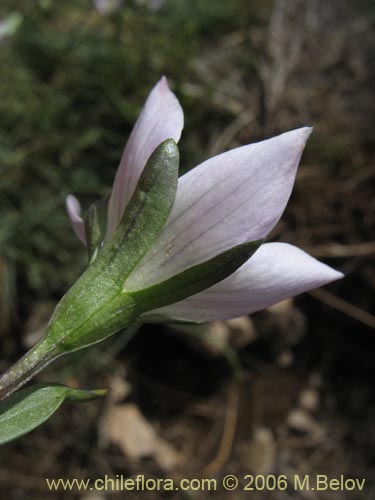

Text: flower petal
xmin=66 ymin=195 xmax=86 ymax=245
xmin=126 ymin=127 xmax=312 ymax=289
xmin=107 ymin=77 xmax=184 ymax=236
xmin=147 ymin=243 xmax=344 ymax=322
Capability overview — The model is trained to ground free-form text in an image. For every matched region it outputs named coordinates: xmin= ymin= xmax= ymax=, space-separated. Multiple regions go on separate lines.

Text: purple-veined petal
xmin=147 ymin=242 xmax=344 ymax=322
xmin=125 ymin=127 xmax=312 ymax=289
xmin=106 ymin=76 xmax=184 ymax=236
xmin=66 ymin=195 xmax=86 ymax=246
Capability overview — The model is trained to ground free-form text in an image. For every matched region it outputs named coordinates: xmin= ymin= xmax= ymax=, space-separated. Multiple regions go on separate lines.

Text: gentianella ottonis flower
xmin=67 ymin=76 xmax=343 ymax=324
xmin=0 ymin=77 xmax=343 ymax=403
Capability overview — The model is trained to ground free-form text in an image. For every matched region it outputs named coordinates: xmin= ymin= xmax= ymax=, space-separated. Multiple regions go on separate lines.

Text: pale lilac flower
xmin=67 ymin=77 xmax=343 ymax=322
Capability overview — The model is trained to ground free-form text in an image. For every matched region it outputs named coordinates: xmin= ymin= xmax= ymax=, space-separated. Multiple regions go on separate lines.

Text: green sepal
xmin=40 ymin=139 xmax=180 ymax=354
xmin=84 ymin=197 xmax=108 ymax=263
xmin=98 ymin=138 xmax=180 ymax=283
xmin=129 ymin=239 xmax=263 ymax=312
xmin=0 ymin=384 xmax=107 ymax=445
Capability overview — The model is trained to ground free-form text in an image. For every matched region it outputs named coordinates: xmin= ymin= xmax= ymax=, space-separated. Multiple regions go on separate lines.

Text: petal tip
xmin=326 ymin=268 xmax=345 ymax=283
xmin=286 ymin=126 xmax=313 ymax=145
xmin=308 ymin=257 xmax=344 ymax=288
xmin=301 ymin=125 xmax=313 ymax=139
xmin=157 ymin=75 xmax=170 ymax=92
xmin=66 ymin=194 xmax=81 ymax=218
xmin=66 ymin=194 xmax=86 ymax=245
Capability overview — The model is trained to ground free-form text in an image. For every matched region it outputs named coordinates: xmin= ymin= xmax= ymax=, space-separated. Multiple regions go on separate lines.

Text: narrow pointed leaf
xmin=0 ymin=384 xmax=107 ymax=445
xmin=129 ymin=240 xmax=263 ymax=312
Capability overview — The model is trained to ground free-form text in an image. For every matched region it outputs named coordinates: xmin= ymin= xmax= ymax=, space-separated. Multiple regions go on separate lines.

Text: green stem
xmin=0 ymin=322 xmax=142 ymax=402
xmin=0 ymin=339 xmax=61 ymax=401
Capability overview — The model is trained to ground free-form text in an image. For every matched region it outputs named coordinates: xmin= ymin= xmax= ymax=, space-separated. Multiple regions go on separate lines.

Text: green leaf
xmin=130 ymin=240 xmax=263 ymax=312
xmin=0 ymin=384 xmax=107 ymax=445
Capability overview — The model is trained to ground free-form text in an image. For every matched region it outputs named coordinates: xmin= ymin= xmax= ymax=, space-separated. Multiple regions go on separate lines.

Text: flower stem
xmin=0 ymin=322 xmax=142 ymax=402
xmin=0 ymin=338 xmax=60 ymax=401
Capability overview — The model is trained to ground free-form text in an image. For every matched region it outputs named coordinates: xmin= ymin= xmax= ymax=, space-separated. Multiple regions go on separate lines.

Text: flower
xmin=0 ymin=77 xmax=344 ymax=401
xmin=67 ymin=77 xmax=343 ymax=324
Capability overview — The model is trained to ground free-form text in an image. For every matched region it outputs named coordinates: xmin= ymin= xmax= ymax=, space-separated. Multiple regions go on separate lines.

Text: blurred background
xmin=0 ymin=0 xmax=373 ymax=498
